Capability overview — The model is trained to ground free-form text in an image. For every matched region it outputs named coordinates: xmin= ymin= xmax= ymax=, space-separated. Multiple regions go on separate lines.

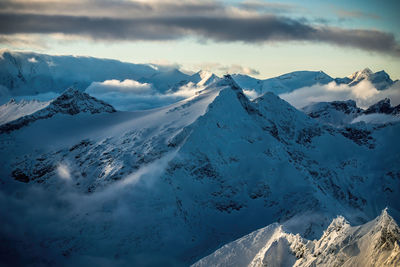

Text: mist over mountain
xmin=0 ymin=51 xmax=399 ymax=266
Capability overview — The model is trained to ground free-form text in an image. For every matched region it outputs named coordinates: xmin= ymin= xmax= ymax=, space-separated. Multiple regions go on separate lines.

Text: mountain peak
xmin=50 ymin=88 xmax=116 ymax=115
xmin=376 ymin=208 xmax=396 ymax=226
xmin=345 ymin=68 xmax=394 ymax=90
xmin=217 ymin=74 xmax=242 ymax=91
xmin=0 ymin=90 xmax=116 ymax=133
xmin=348 ymin=68 xmax=373 ymax=80
xmin=364 ymin=98 xmax=392 ymax=114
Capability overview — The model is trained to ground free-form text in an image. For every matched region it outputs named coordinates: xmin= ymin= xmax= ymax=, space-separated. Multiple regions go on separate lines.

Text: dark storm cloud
xmin=0 ymin=0 xmax=399 ymax=56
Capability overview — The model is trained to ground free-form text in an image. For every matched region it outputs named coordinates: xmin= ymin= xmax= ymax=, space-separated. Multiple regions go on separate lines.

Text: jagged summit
xmin=0 ymin=89 xmax=116 ymax=133
xmin=345 ymin=68 xmax=394 ymax=90
xmin=49 ymin=87 xmax=116 ymax=115
xmin=365 ymin=98 xmax=391 ymax=114
xmin=189 ymin=70 xmax=220 ymax=87
xmin=302 ymin=100 xmax=363 ymax=126
xmin=365 ymin=98 xmax=400 ymax=115
xmin=348 ymin=67 xmax=373 ymax=80
xmin=216 ymin=74 xmax=243 ymax=90
xmin=194 ymin=209 xmax=400 ymax=267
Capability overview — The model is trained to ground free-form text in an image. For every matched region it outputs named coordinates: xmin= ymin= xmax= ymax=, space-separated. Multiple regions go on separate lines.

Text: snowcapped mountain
xmin=190 ymin=70 xmax=220 ymax=86
xmin=335 ymin=68 xmax=396 ymax=90
xmin=193 ymin=209 xmax=400 ymax=267
xmin=0 ymin=50 xmax=194 ymax=96
xmin=302 ymin=100 xmax=363 ymax=126
xmin=0 ymin=88 xmax=115 ymax=134
xmin=302 ymin=98 xmax=400 ymax=126
xmin=232 ymin=71 xmax=333 ymax=96
xmin=233 ymin=68 xmax=397 ymax=101
xmin=0 ymin=75 xmax=399 ymax=266
xmin=364 ymin=98 xmax=400 ymax=115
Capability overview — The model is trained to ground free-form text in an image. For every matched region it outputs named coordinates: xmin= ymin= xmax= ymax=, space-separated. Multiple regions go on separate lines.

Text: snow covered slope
xmin=232 ymin=71 xmax=333 ymax=96
xmin=0 ymin=98 xmax=49 ymax=125
xmin=1 ymin=76 xmax=399 ymax=266
xmin=193 ymin=209 xmax=400 ymax=267
xmin=190 ymin=70 xmax=220 ymax=87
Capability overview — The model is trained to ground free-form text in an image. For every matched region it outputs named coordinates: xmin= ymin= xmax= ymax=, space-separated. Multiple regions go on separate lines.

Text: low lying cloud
xmin=279 ymin=80 xmax=400 ymax=109
xmin=196 ymin=62 xmax=260 ymax=76
xmin=85 ymin=79 xmax=201 ymax=111
xmin=0 ymin=149 xmax=180 ymax=266
xmin=87 ymin=79 xmax=152 ymax=94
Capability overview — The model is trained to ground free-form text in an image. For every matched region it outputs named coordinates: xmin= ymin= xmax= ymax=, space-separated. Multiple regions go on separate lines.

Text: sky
xmin=0 ymin=0 xmax=399 ymax=79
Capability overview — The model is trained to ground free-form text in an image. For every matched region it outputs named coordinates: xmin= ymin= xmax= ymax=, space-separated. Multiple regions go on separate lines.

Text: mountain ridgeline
xmin=0 ymin=51 xmax=397 ymax=100
xmin=0 ymin=74 xmax=399 ymax=266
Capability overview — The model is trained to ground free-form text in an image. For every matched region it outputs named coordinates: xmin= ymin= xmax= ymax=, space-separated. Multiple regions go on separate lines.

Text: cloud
xmin=85 ymin=79 xmax=201 ymax=111
xmin=0 ymin=148 xmax=180 ymax=265
xmin=238 ymin=0 xmax=296 ymax=13
xmin=278 ymin=80 xmax=400 ymax=109
xmin=0 ymin=34 xmax=48 ymax=50
xmin=86 ymin=79 xmax=153 ymax=94
xmin=27 ymin=57 xmax=37 ymax=63
xmin=196 ymin=62 xmax=260 ymax=76
xmin=220 ymin=64 xmax=260 ymax=76
xmin=0 ymin=1 xmax=399 ymax=56
xmin=335 ymin=9 xmax=380 ymax=20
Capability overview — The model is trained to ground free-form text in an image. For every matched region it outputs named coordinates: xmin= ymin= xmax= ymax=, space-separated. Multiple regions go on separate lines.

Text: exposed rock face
xmin=365 ymin=98 xmax=399 ymax=115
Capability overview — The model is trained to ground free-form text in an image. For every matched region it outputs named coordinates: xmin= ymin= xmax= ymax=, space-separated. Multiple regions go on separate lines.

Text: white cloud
xmin=87 ymin=79 xmax=153 ymax=94
xmin=278 ymin=80 xmax=400 ymax=109
xmin=28 ymin=57 xmax=38 ymax=63
xmin=193 ymin=62 xmax=260 ymax=76
xmin=85 ymin=79 xmax=202 ymax=111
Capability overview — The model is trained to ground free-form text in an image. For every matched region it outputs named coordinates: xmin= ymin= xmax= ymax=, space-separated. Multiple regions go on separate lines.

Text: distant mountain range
xmin=0 ymin=51 xmax=397 ymax=101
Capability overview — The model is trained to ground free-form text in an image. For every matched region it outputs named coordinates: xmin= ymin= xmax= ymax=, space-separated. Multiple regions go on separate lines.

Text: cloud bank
xmin=0 ymin=0 xmax=399 ymax=56
xmin=279 ymin=80 xmax=400 ymax=109
xmin=85 ymin=79 xmax=201 ymax=111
